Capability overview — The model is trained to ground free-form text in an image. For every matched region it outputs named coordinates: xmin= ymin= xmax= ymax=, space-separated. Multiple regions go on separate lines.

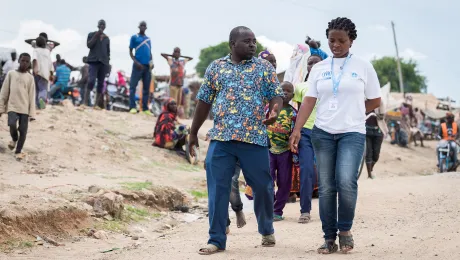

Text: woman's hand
xmin=289 ymin=129 xmax=302 ymax=153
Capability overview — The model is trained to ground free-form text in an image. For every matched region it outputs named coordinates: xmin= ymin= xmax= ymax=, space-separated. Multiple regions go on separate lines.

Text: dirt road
xmin=9 ymin=172 xmax=458 ymax=260
xmin=1 ymin=108 xmax=458 ymax=260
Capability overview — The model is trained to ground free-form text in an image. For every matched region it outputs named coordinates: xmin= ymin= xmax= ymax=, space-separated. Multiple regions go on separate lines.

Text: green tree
xmin=195 ymin=42 xmax=265 ymax=77
xmin=371 ymin=56 xmax=427 ymax=93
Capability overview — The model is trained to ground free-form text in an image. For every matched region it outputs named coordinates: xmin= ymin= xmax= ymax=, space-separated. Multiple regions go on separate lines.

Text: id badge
xmin=329 ymin=99 xmax=338 ymax=111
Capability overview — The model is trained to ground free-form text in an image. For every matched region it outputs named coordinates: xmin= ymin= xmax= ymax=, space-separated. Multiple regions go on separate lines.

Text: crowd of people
xmin=188 ymin=17 xmax=383 ymax=255
xmin=0 ymin=14 xmax=457 ymax=257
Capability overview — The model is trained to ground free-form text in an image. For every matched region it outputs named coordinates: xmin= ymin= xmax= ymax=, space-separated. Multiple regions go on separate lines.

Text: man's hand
xmin=135 ymin=61 xmax=143 ymax=70
xmin=29 ymin=117 xmax=36 ymax=122
xmin=289 ymin=129 xmax=301 ymax=153
xmin=188 ymin=134 xmax=199 ymax=157
xmin=262 ymin=103 xmax=279 ymax=125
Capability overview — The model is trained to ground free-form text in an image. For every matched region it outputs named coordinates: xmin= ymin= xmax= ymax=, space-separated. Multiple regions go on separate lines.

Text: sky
xmin=1 ymin=0 xmax=458 ymax=103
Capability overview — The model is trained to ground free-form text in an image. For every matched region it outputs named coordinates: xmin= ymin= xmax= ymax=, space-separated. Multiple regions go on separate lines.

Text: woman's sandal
xmin=338 ymin=234 xmax=354 ymax=253
xmin=317 ymin=240 xmax=338 ymax=254
xmin=198 ymin=244 xmax=224 ymax=255
xmin=261 ymin=234 xmax=276 ymax=247
xmin=298 ymin=213 xmax=311 ymax=224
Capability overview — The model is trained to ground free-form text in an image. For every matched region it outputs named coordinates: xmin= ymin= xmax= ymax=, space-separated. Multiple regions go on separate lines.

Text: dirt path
xmin=0 ymin=107 xmax=457 ymax=259
xmin=7 ymin=172 xmax=458 ymax=260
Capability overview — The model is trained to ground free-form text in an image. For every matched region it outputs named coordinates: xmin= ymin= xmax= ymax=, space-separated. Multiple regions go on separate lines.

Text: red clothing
xmin=170 ymin=59 xmax=185 ymax=86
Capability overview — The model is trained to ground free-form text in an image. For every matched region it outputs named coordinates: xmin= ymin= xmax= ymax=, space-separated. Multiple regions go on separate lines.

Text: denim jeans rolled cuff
xmin=311 ymin=126 xmax=365 ymax=240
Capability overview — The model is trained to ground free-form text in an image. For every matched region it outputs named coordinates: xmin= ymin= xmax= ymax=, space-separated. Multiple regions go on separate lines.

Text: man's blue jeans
xmin=311 ymin=126 xmax=365 ymax=240
xmin=299 ymin=128 xmax=316 ymax=214
xmin=129 ymin=63 xmax=151 ymax=111
xmin=206 ymin=141 xmax=274 ymax=249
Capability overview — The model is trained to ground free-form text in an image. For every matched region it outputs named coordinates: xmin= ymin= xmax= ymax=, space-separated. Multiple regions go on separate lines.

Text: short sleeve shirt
xmin=129 ymin=34 xmax=151 ymax=65
xmin=306 ymin=55 xmax=381 ymax=134
xmin=293 ymin=81 xmax=316 ymax=129
xmin=267 ymin=105 xmax=297 ymax=154
xmin=196 ymin=55 xmax=283 ymax=147
xmin=55 ymin=64 xmax=71 ymax=87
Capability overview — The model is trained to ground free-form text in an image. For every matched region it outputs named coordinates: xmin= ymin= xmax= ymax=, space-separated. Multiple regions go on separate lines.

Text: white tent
xmin=378 ymin=82 xmax=403 ymax=114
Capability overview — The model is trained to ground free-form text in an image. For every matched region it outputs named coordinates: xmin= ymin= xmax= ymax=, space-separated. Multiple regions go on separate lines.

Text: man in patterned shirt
xmin=189 ymin=26 xmax=284 ymax=255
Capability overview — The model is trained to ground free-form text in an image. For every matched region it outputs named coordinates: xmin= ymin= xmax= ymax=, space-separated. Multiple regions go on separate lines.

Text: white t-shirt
xmin=2 ymin=60 xmax=19 ymax=75
xmin=32 ymin=48 xmax=54 ymax=81
xmin=305 ymin=54 xmax=381 ymax=134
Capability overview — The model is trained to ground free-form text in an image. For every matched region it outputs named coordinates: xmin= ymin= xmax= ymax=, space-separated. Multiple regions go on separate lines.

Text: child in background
xmin=266 ymin=81 xmax=297 ymax=221
xmin=32 ymin=36 xmax=54 ymax=109
xmin=306 ymin=36 xmax=329 ymax=60
xmin=0 ymin=53 xmax=36 ymax=160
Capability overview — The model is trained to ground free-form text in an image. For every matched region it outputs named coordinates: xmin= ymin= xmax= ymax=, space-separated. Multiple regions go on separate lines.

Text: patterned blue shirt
xmin=197 ymin=54 xmax=283 ymax=147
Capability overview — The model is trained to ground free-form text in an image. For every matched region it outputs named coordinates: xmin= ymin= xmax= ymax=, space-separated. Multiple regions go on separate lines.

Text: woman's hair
xmin=326 ymin=17 xmax=358 ymax=41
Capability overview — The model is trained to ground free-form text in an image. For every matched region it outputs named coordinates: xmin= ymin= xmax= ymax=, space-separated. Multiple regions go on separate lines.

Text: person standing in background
xmin=25 ymin=32 xmax=60 ymax=52
xmin=292 ymin=54 xmax=323 ymax=224
xmin=129 ymin=21 xmax=153 ymax=115
xmin=0 ymin=53 xmax=36 ymax=160
xmin=86 ymin=19 xmax=110 ymax=109
xmin=161 ymin=47 xmax=193 ymax=118
xmin=2 ymin=52 xmax=19 ymax=76
xmin=32 ymin=36 xmax=54 ymax=110
xmin=79 ymin=56 xmax=90 ymax=106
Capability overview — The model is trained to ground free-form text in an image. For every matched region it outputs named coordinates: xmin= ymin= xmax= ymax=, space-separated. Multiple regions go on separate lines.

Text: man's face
xmin=18 ymin=55 xmax=30 ymax=71
xmin=139 ymin=22 xmax=147 ymax=33
xmin=98 ymin=21 xmax=106 ymax=32
xmin=11 ymin=52 xmax=17 ymax=61
xmin=232 ymin=30 xmax=257 ymax=60
xmin=56 ymin=54 xmax=61 ymax=61
xmin=173 ymin=48 xmax=181 ymax=59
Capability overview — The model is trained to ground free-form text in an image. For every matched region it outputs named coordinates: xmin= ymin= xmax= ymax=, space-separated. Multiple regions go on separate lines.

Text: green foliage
xmin=196 ymin=41 xmax=265 ymax=77
xmin=371 ymin=56 xmax=427 ymax=93
xmin=121 ymin=181 xmax=152 ymax=191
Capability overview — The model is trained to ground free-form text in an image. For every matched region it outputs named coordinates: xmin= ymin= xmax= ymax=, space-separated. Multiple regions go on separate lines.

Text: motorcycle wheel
xmin=440 ymin=158 xmax=447 ymax=173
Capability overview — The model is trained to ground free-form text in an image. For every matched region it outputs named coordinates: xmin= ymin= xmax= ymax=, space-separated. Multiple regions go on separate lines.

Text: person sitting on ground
xmin=49 ymin=59 xmax=71 ymax=100
xmin=0 ymin=53 xmax=36 ymax=160
xmin=391 ymin=122 xmax=409 ymax=147
xmin=152 ymin=98 xmax=189 ymax=153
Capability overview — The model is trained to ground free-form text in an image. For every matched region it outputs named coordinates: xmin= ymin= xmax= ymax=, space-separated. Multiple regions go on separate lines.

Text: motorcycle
xmin=50 ymin=84 xmax=81 ymax=106
xmin=149 ymin=82 xmax=169 ymax=116
xmin=110 ymin=85 xmax=131 ymax=112
xmin=437 ymin=132 xmax=459 ymax=173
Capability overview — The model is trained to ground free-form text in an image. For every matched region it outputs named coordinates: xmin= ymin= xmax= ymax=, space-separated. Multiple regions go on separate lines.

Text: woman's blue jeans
xmin=311 ymin=126 xmax=365 ymax=240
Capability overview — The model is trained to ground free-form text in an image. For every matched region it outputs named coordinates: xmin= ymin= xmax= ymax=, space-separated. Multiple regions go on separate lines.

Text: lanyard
xmin=331 ymin=53 xmax=352 ymax=98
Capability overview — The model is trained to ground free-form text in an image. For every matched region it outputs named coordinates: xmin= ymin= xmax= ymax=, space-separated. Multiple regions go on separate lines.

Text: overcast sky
xmin=1 ymin=0 xmax=457 ymax=103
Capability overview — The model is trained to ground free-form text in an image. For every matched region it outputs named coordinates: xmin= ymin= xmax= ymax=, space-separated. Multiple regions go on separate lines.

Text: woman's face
xmin=307 ymin=56 xmax=322 ymax=73
xmin=168 ymin=101 xmax=177 ymax=113
xmin=328 ymin=29 xmax=353 ymax=58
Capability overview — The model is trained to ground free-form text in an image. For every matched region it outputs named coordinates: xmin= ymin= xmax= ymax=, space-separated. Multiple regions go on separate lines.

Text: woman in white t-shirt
xmin=289 ymin=17 xmax=381 ymax=254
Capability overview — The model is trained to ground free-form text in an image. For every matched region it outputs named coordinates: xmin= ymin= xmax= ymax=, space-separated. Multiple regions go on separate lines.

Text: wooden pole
xmin=391 ymin=21 xmax=404 ymax=93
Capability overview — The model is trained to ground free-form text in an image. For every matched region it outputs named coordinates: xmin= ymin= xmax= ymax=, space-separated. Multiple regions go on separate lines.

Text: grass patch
xmin=121 ymin=181 xmax=152 ymax=191
xmin=126 ymin=205 xmax=150 ymax=217
xmin=190 ymin=190 xmax=208 ymax=200
xmin=95 ymin=219 xmax=128 ymax=233
xmin=102 ymin=175 xmax=137 ymax=180
xmin=1 ymin=239 xmax=34 ymax=252
xmin=177 ymin=164 xmax=202 ymax=172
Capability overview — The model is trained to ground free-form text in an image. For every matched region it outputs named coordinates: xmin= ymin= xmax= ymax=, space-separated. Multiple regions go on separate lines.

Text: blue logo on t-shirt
xmin=351 ymin=72 xmax=358 ymax=78
xmin=322 ymin=71 xmax=331 ymax=79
